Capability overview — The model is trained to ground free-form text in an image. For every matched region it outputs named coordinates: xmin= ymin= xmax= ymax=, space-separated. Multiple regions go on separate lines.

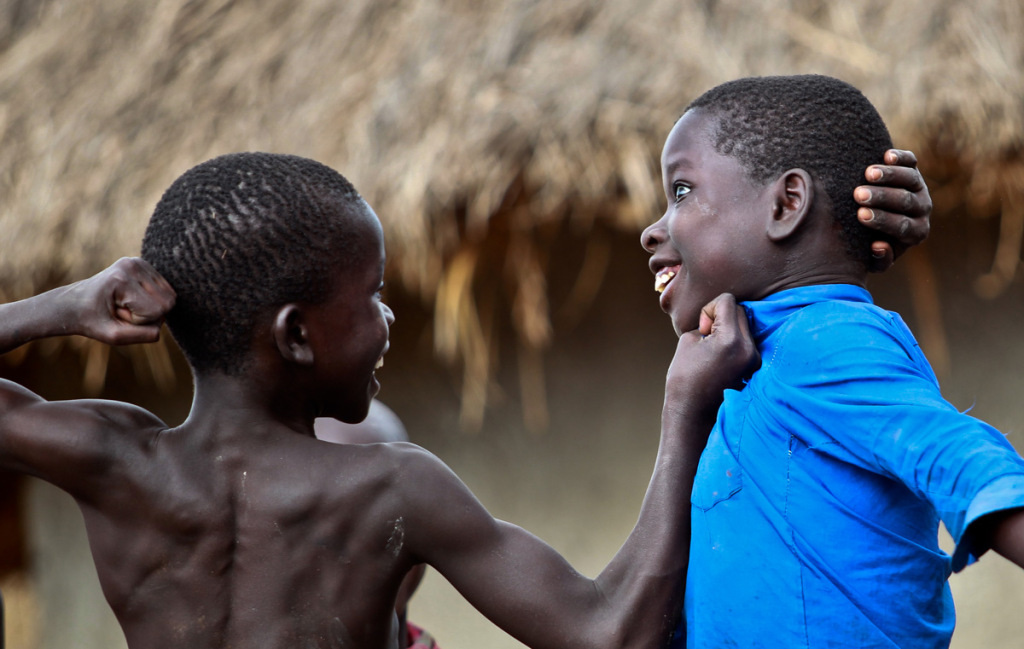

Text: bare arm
xmin=0 ymin=258 xmax=174 ymax=490
xmin=404 ymin=295 xmax=759 ymax=649
xmin=0 ymin=257 xmax=174 ymax=354
xmin=856 ymin=148 xmax=933 ymax=272
xmin=968 ymin=507 xmax=1024 ymax=570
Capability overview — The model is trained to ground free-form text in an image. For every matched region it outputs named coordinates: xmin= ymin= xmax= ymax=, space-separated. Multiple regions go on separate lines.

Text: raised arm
xmin=403 ymin=295 xmax=758 ymax=649
xmin=0 ymin=257 xmax=174 ymax=354
xmin=0 ymin=258 xmax=174 ymax=488
xmin=855 ymin=148 xmax=933 ymax=272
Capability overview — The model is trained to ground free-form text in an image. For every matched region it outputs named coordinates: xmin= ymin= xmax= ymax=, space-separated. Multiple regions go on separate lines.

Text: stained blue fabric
xmin=675 ymin=284 xmax=1024 ymax=648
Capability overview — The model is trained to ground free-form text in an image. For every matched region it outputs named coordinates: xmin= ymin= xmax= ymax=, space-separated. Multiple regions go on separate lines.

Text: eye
xmin=673 ymin=182 xmax=691 ymax=203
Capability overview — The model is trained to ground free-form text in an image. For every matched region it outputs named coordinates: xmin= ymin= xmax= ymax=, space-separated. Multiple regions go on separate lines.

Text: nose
xmin=641 ymin=216 xmax=666 ymax=253
xmin=383 ymin=302 xmax=395 ymax=326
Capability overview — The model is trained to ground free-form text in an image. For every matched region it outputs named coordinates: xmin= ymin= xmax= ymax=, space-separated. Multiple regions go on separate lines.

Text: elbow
xmin=580 ymin=605 xmax=676 ymax=649
xmin=585 ymin=625 xmax=672 ymax=649
xmin=577 ymin=577 xmax=682 ymax=649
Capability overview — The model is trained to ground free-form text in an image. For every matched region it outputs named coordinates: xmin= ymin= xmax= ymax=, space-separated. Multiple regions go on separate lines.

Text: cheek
xmin=668 ymin=200 xmax=718 ymax=253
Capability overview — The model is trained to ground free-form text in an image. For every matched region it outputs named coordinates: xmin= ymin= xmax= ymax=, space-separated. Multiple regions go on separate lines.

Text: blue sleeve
xmin=763 ymin=303 xmax=1024 ymax=570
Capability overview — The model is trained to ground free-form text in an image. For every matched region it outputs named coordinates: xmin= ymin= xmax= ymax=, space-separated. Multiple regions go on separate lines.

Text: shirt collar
xmin=740 ymin=284 xmax=873 ymax=345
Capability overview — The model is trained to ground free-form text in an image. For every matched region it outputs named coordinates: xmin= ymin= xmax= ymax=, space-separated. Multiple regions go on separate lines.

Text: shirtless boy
xmin=0 ymin=150 xmax=926 ymax=648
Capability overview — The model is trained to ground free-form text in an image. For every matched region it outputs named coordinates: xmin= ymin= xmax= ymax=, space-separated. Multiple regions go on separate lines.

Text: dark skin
xmin=0 ymin=201 xmax=759 ymax=649
xmin=858 ymin=148 xmax=932 ymax=270
xmin=315 ymin=401 xmax=427 ymax=649
xmin=642 ymin=107 xmax=1024 ymax=575
xmin=0 ymin=161 xmax=928 ymax=649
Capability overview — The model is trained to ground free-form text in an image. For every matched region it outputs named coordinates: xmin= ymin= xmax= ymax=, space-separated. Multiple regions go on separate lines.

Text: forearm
xmin=0 ymin=287 xmax=79 ymax=355
xmin=1 ymin=258 xmax=174 ymax=355
xmin=406 ymin=439 xmax=698 ymax=649
xmin=590 ymin=400 xmax=712 ymax=648
xmin=583 ymin=296 xmax=757 ymax=647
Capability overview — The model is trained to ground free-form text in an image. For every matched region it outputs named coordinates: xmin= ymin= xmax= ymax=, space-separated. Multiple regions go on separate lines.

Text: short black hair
xmin=686 ymin=74 xmax=893 ymax=267
xmin=141 ymin=152 xmax=365 ymax=375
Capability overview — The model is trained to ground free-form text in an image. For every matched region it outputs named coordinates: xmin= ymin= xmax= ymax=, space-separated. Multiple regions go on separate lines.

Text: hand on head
xmin=855 ymin=148 xmax=932 ymax=271
xmin=72 ymin=257 xmax=176 ymax=346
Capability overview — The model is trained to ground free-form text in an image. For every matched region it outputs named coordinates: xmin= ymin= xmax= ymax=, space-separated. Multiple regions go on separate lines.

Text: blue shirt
xmin=675 ymin=285 xmax=1024 ymax=648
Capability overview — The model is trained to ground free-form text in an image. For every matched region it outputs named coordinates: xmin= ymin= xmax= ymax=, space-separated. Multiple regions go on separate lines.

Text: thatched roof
xmin=1 ymin=0 xmax=1022 ymax=427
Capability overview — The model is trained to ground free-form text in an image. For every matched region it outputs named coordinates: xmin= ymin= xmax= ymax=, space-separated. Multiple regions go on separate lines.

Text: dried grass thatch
xmin=1 ymin=0 xmax=1022 ymax=428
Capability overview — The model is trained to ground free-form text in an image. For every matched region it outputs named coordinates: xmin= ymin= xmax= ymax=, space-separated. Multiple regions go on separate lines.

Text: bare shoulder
xmin=311 ymin=439 xmax=479 ymax=524
xmin=357 ymin=441 xmax=502 ymax=559
xmin=321 ymin=440 xmax=458 ymax=498
xmin=2 ymin=379 xmax=166 ymax=441
xmin=0 ymin=377 xmax=167 ymax=489
xmin=382 ymin=441 xmax=468 ymax=497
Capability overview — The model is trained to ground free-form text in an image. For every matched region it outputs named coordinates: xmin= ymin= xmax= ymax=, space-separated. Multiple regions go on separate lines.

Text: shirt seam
xmin=786 ymin=433 xmax=811 ymax=648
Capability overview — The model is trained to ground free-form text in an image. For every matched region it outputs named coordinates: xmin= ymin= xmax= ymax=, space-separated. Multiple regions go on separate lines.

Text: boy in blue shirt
xmin=642 ymin=74 xmax=1024 ymax=648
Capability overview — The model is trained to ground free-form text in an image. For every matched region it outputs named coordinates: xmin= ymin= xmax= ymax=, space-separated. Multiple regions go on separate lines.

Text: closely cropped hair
xmin=687 ymin=74 xmax=893 ymax=267
xmin=141 ymin=152 xmax=364 ymax=375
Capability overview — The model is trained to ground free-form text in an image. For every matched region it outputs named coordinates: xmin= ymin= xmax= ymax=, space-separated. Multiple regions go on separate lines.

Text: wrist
xmin=663 ymin=386 xmax=720 ymax=424
xmin=0 ymin=287 xmax=80 ymax=352
xmin=661 ymin=399 xmax=717 ymax=452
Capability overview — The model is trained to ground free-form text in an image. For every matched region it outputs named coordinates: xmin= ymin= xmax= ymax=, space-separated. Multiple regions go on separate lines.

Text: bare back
xmin=17 ymin=396 xmax=419 ymax=649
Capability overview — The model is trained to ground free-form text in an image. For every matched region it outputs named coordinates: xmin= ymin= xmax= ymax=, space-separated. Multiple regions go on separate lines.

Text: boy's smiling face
xmin=642 ymin=108 xmax=777 ymax=336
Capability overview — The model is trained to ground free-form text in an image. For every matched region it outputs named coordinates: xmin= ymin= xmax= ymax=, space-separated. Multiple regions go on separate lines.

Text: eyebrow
xmin=662 ymin=157 xmax=693 ymax=177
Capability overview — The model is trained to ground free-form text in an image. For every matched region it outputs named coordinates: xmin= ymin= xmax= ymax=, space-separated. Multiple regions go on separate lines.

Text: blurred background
xmin=0 ymin=0 xmax=1022 ymax=647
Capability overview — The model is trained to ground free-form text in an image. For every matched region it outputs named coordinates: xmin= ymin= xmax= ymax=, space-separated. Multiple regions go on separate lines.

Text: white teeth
xmin=375 ymin=357 xmax=384 ymax=370
xmin=654 ymin=270 xmax=677 ymax=294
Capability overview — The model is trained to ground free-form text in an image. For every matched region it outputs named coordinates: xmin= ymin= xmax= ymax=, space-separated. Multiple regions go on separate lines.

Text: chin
xmin=670 ymin=307 xmax=702 ymax=337
xmin=337 ymin=407 xmax=370 ymax=425
xmin=327 ymin=396 xmax=373 ymax=425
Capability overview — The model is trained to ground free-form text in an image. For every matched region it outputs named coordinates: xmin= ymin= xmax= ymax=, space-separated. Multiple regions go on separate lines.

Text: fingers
xmin=867 ymin=242 xmax=895 ymax=273
xmin=107 ymin=317 xmax=164 ymax=345
xmin=867 ymin=149 xmax=920 ymax=187
xmin=864 ymin=151 xmax=924 ymax=189
xmin=115 ymin=293 xmax=172 ymax=326
xmin=883 ymin=148 xmax=918 ymax=168
xmin=665 ymin=294 xmax=760 ymax=417
xmin=110 ymin=258 xmax=176 ymax=325
xmin=698 ymin=294 xmax=741 ymax=338
xmin=855 ymin=148 xmax=933 ymax=267
xmin=856 ymin=180 xmax=927 ymax=219
xmin=83 ymin=258 xmax=175 ymax=345
xmin=857 ymin=203 xmax=930 ymax=246
xmin=696 ymin=294 xmax=760 ymax=377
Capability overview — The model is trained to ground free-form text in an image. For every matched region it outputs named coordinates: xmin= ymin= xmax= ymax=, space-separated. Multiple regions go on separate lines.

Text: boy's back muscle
xmin=74 ymin=416 xmax=415 ymax=649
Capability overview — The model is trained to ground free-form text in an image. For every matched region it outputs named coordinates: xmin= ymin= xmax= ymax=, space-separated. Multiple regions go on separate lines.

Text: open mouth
xmin=654 ymin=267 xmax=680 ymax=294
xmin=374 ymin=356 xmax=384 ymax=370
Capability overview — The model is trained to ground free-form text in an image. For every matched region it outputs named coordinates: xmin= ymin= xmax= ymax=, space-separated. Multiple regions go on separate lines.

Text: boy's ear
xmin=766 ymin=169 xmax=814 ymax=243
xmin=272 ymin=304 xmax=314 ymax=366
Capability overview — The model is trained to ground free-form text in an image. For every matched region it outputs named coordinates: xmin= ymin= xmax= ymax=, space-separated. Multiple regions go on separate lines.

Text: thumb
xmin=699 ymin=293 xmax=739 ymax=337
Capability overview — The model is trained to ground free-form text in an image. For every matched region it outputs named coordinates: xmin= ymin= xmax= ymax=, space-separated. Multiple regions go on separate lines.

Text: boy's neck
xmin=183 ymin=369 xmax=318 ymax=440
xmin=759 ymin=263 xmax=868 ymax=300
xmin=757 ymin=219 xmax=869 ymax=300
